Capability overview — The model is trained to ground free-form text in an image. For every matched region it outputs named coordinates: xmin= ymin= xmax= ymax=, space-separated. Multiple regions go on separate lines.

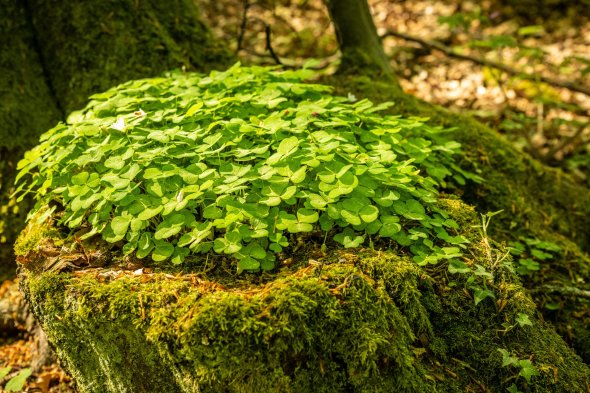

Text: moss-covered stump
xmin=18 ymin=242 xmax=590 ymax=392
xmin=14 ymin=65 xmax=590 ymax=392
xmin=331 ymin=75 xmax=590 ymax=363
xmin=15 ymin=198 xmax=590 ymax=392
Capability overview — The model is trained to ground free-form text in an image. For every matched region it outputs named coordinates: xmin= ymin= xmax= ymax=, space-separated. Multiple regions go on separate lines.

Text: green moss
xmin=27 ymin=0 xmax=234 ymax=114
xmin=326 ymin=75 xmax=590 ymax=365
xmin=13 ymin=217 xmax=54 ymax=257
xmin=0 ymin=0 xmax=63 ymax=280
xmin=24 ymin=260 xmax=436 ymax=393
xmin=20 ymin=223 xmax=590 ymax=392
xmin=26 ymin=272 xmax=183 ymax=393
xmin=0 ymin=0 xmax=62 ymax=149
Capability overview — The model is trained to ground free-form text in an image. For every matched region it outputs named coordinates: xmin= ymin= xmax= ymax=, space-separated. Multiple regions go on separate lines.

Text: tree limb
xmin=531 ymin=284 xmax=590 ymax=299
xmin=265 ymin=25 xmax=282 ymax=65
xmin=382 ymin=30 xmax=590 ymax=97
xmin=236 ymin=0 xmax=251 ymax=54
xmin=544 ymin=120 xmax=590 ymax=160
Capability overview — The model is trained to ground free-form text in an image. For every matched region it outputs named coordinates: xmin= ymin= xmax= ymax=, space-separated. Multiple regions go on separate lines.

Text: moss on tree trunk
xmin=0 ymin=0 xmax=63 ymax=281
xmin=0 ymin=0 xmax=234 ymax=281
xmin=26 ymin=0 xmax=233 ymax=114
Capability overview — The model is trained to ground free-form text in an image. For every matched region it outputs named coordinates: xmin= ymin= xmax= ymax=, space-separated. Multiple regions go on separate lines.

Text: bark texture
xmin=0 ymin=0 xmax=234 ymax=281
xmin=323 ymin=0 xmax=396 ymax=82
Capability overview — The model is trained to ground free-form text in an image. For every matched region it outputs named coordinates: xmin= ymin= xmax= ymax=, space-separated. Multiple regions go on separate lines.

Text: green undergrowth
xmin=13 ymin=62 xmax=590 ymax=391
xmin=16 ymin=64 xmax=479 ymax=272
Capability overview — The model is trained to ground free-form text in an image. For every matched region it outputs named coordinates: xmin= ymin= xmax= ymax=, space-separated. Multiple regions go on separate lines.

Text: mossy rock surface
xmin=16 ymin=197 xmax=590 ymax=392
xmin=19 ymin=231 xmax=590 ymax=392
xmin=14 ymin=67 xmax=590 ymax=392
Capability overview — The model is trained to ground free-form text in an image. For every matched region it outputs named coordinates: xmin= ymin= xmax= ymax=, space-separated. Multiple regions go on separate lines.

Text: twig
xmin=265 ymin=24 xmax=282 ymax=65
xmin=545 ymin=120 xmax=590 ymax=160
xmin=536 ymin=102 xmax=544 ymax=139
xmin=531 ymin=285 xmax=590 ymax=299
xmin=381 ymin=30 xmax=590 ymax=97
xmin=236 ymin=0 xmax=251 ymax=54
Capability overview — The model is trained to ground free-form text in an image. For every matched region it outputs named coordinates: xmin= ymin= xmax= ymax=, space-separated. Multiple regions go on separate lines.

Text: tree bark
xmin=0 ymin=0 xmax=62 ymax=282
xmin=323 ymin=0 xmax=398 ymax=85
xmin=26 ymin=0 xmax=233 ymax=114
xmin=0 ymin=0 xmax=235 ymax=282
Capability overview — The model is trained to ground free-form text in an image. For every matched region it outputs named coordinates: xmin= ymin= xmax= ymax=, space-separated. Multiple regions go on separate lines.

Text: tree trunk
xmin=323 ymin=0 xmax=398 ymax=85
xmin=0 ymin=0 xmax=234 ymax=282
xmin=0 ymin=0 xmax=62 ymax=282
xmin=1 ymin=0 xmax=233 ymax=388
xmin=26 ymin=0 xmax=233 ymax=114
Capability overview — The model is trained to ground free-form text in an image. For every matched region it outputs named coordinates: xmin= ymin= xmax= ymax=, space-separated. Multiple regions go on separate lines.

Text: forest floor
xmin=1 ymin=280 xmax=74 ymax=392
xmin=1 ymin=0 xmax=589 ymax=391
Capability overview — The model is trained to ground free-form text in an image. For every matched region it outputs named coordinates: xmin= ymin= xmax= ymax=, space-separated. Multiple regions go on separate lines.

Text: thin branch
xmin=381 ymin=30 xmax=590 ymax=97
xmin=531 ymin=285 xmax=590 ymax=299
xmin=236 ymin=0 xmax=251 ymax=54
xmin=545 ymin=120 xmax=590 ymax=159
xmin=265 ymin=24 xmax=282 ymax=65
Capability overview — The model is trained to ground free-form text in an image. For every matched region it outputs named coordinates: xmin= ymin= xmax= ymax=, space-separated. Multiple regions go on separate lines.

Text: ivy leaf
xmin=518 ymin=360 xmax=539 ymax=382
xmin=515 ymin=313 xmax=532 ymax=328
xmin=506 ymin=384 xmax=522 ymax=393
xmin=5 ymin=368 xmax=32 ymax=392
xmin=498 ymin=349 xmax=518 ymax=367
xmin=473 ymin=287 xmax=495 ymax=305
